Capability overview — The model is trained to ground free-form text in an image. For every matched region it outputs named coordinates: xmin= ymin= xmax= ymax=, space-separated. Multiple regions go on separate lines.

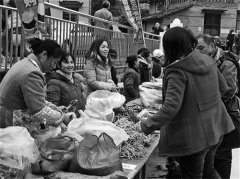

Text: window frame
xmin=203 ymin=12 xmax=221 ymax=36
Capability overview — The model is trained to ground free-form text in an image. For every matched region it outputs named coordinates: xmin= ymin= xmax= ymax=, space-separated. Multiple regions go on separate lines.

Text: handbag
xmin=31 ymin=135 xmax=77 ymax=174
xmin=69 ymin=132 xmax=122 ymax=176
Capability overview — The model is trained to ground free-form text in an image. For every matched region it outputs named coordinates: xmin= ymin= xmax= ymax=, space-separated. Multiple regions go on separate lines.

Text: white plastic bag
xmin=84 ymin=90 xmax=125 ymax=121
xmin=0 ymin=126 xmax=39 ymax=170
xmin=67 ymin=111 xmax=129 ymax=146
xmin=139 ymin=82 xmax=162 ymax=107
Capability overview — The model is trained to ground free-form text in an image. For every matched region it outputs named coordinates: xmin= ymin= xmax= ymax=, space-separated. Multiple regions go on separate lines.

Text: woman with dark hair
xmin=123 ymin=55 xmax=140 ymax=102
xmin=46 ymin=52 xmax=86 ymax=117
xmin=0 ymin=38 xmax=74 ymax=128
xmin=137 ymin=47 xmax=152 ymax=84
xmin=136 ymin=27 xmax=234 ymax=178
xmin=84 ymin=39 xmax=117 ymax=92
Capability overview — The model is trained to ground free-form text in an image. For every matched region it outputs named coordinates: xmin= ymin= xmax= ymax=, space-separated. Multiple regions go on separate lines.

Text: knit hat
xmin=153 ymin=49 xmax=164 ymax=58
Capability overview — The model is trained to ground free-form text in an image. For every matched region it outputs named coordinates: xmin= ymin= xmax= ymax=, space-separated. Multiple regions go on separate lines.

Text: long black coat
xmin=123 ymin=67 xmax=140 ymax=103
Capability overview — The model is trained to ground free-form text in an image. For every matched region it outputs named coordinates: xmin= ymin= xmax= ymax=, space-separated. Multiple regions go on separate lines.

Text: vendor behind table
xmin=0 ymin=38 xmax=75 ymax=128
xmin=46 ymin=52 xmax=86 ymax=118
xmin=84 ymin=39 xmax=117 ymax=92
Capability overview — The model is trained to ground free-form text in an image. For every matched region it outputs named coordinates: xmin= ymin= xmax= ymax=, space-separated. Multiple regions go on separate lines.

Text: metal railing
xmin=0 ymin=3 xmax=161 ymax=72
xmin=193 ymin=0 xmax=234 ymax=2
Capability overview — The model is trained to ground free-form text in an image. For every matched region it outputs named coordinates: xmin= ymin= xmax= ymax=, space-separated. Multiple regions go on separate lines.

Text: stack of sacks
xmin=139 ymin=80 xmax=162 ymax=108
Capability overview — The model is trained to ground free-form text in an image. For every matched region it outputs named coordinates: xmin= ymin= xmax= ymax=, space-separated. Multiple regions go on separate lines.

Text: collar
xmin=56 ymin=70 xmax=74 ymax=83
xmin=211 ymin=47 xmax=222 ymax=63
xmin=138 ymin=55 xmax=149 ymax=65
xmin=27 ymin=53 xmax=42 ymax=71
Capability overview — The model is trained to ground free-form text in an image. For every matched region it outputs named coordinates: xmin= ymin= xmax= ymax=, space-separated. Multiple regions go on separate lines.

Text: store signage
xmin=120 ymin=0 xmax=146 ymax=46
xmin=14 ymin=0 xmax=46 ymax=39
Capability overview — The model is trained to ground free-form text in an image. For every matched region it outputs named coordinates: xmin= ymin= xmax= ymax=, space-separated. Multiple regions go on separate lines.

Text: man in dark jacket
xmin=226 ymin=29 xmax=235 ymax=52
xmin=197 ymin=34 xmax=239 ymax=179
xmin=149 ymin=23 xmax=164 ymax=40
xmin=109 ymin=49 xmax=119 ymax=86
xmin=137 ymin=48 xmax=152 ymax=84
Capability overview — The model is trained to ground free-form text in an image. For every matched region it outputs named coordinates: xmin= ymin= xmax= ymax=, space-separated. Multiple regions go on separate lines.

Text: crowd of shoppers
xmin=0 ymin=1 xmax=239 ymax=177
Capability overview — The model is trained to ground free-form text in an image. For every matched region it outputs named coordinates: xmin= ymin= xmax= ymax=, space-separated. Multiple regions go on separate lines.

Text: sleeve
xmin=124 ymin=72 xmax=137 ymax=98
xmin=111 ymin=66 xmax=118 ymax=86
xmin=219 ymin=60 xmax=238 ymax=98
xmin=21 ymin=71 xmax=46 ymax=114
xmin=21 ymin=72 xmax=63 ymax=126
xmin=138 ymin=63 xmax=144 ymax=84
xmin=46 ymin=80 xmax=61 ymax=106
xmin=109 ymin=12 xmax=113 ymax=21
xmin=84 ymin=60 xmax=113 ymax=91
xmin=141 ymin=70 xmax=186 ymax=135
xmin=217 ymin=69 xmax=232 ymax=102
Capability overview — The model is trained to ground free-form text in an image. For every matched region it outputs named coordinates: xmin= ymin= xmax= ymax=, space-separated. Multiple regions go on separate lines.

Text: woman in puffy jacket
xmin=84 ymin=39 xmax=117 ymax=92
xmin=136 ymin=27 xmax=235 ymax=178
xmin=46 ymin=52 xmax=86 ymax=117
xmin=123 ymin=55 xmax=140 ymax=103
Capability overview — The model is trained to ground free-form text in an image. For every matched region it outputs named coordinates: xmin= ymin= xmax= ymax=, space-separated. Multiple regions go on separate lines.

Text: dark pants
xmin=227 ymin=43 xmax=233 ymax=52
xmin=214 ymin=147 xmax=232 ymax=179
xmin=177 ymin=138 xmax=222 ymax=179
xmin=236 ymin=45 xmax=240 ymax=55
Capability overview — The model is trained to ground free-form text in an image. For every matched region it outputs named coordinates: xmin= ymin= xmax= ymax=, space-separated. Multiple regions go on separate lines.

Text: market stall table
xmin=121 ymin=98 xmax=160 ymax=179
xmin=25 ymin=98 xmax=161 ymax=179
xmin=122 ymin=132 xmax=160 ymax=179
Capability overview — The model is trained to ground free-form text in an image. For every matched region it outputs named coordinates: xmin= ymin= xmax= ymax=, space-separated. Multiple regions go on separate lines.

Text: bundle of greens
xmin=114 ymin=117 xmax=152 ymax=160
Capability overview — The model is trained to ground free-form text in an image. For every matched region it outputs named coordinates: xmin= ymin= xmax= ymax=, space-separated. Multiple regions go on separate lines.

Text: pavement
xmin=146 ymin=148 xmax=240 ymax=179
xmin=230 ymin=148 xmax=240 ymax=179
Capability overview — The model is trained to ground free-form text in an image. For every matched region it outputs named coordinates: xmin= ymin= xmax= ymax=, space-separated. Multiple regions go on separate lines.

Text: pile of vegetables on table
xmin=114 ymin=105 xmax=158 ymax=160
xmin=0 ymin=88 xmax=161 ymax=178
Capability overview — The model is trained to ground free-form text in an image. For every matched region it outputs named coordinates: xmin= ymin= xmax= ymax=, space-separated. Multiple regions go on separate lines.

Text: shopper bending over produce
xmin=84 ymin=39 xmax=117 ymax=92
xmin=46 ymin=52 xmax=86 ymax=117
xmin=123 ymin=55 xmax=140 ymax=103
xmin=136 ymin=27 xmax=235 ymax=179
xmin=0 ymin=38 xmax=74 ymax=128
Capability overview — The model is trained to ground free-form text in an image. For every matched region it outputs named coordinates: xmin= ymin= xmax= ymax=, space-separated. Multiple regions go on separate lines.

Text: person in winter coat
xmin=123 ymin=55 xmax=140 ymax=103
xmin=84 ymin=39 xmax=117 ymax=92
xmin=109 ymin=49 xmax=119 ymax=86
xmin=226 ymin=29 xmax=235 ymax=52
xmin=152 ymin=49 xmax=164 ymax=78
xmin=149 ymin=22 xmax=164 ymax=40
xmin=0 ymin=38 xmax=74 ymax=128
xmin=235 ymin=30 xmax=240 ymax=55
xmin=46 ymin=52 xmax=86 ymax=117
xmin=136 ymin=27 xmax=234 ymax=179
xmin=137 ymin=48 xmax=152 ymax=84
xmin=196 ymin=34 xmax=239 ymax=179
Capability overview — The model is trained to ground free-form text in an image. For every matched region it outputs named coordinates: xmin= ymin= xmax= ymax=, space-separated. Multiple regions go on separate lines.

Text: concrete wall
xmin=78 ymin=0 xmax=90 ymax=23
xmin=143 ymin=3 xmax=237 ymax=38
xmin=49 ymin=0 xmax=90 ymax=24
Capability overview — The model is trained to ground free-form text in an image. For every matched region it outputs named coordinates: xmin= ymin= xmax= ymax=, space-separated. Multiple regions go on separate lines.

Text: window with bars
xmin=63 ymin=10 xmax=78 ymax=22
xmin=59 ymin=1 xmax=83 ymax=22
xmin=204 ymin=13 xmax=221 ymax=36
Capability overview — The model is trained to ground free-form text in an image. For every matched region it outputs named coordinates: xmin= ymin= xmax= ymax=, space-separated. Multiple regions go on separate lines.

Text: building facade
xmin=142 ymin=0 xmax=240 ymax=39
